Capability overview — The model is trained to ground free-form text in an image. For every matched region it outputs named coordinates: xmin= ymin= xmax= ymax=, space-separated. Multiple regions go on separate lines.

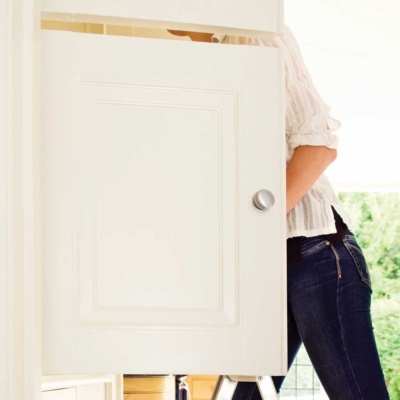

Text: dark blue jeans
xmin=233 ymin=231 xmax=390 ymax=400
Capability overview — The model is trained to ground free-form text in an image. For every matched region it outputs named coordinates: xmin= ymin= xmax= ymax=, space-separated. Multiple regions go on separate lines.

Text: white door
xmin=41 ymin=30 xmax=286 ymax=376
xmin=41 ymin=0 xmax=282 ymax=38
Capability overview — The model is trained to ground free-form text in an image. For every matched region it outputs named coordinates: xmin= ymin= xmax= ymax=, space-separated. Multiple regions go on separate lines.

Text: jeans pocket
xmin=300 ymin=237 xmax=330 ymax=258
xmin=343 ymin=235 xmax=372 ymax=288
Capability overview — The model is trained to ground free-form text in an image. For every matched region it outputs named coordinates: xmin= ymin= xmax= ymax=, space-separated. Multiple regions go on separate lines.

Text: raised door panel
xmin=41 ymin=0 xmax=283 ymax=38
xmin=41 ymin=30 xmax=286 ymax=375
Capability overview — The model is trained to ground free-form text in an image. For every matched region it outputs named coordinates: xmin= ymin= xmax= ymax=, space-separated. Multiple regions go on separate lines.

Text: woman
xmin=168 ymin=25 xmax=390 ymax=399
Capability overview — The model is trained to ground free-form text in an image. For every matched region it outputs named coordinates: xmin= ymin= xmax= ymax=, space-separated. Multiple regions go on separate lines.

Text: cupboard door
xmin=42 ymin=30 xmax=286 ymax=376
xmin=41 ymin=0 xmax=283 ymax=38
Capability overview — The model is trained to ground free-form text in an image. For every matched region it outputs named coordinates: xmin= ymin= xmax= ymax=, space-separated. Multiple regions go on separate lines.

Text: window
xmin=280 ymin=345 xmax=326 ymax=400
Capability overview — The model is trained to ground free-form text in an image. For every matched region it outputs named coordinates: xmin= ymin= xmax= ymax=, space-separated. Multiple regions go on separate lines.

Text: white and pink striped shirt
xmin=212 ymin=24 xmax=352 ymax=239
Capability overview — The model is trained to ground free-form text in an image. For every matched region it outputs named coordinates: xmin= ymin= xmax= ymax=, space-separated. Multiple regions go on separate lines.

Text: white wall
xmin=285 ymin=1 xmax=400 ymax=189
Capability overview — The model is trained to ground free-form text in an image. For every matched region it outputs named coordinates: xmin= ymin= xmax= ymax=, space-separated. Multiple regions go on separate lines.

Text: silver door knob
xmin=252 ymin=189 xmax=275 ymax=212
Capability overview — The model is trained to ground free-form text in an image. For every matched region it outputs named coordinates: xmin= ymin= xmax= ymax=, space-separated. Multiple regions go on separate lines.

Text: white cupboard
xmin=1 ymin=0 xmax=286 ymax=392
xmin=1 ymin=0 xmax=289 ymax=398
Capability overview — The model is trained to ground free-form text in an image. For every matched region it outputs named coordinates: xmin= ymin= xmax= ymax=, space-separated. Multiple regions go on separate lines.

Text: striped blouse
xmin=212 ymin=24 xmax=352 ymax=239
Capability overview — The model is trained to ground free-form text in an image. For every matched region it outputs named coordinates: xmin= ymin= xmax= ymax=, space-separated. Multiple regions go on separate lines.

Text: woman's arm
xmin=272 ymin=25 xmax=342 ymax=213
xmin=286 ymin=145 xmax=337 ymax=214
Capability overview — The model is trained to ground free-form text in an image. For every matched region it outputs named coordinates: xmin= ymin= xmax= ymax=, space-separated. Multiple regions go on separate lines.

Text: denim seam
xmin=301 ymin=240 xmax=328 ymax=257
xmin=343 ymin=241 xmax=371 ymax=288
xmin=328 ymin=242 xmax=342 ymax=278
xmin=336 ymin=258 xmax=365 ymax=400
xmin=346 ymin=243 xmax=370 ymax=275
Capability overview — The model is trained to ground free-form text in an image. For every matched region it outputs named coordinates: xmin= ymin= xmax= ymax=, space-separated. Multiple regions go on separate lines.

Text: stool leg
xmin=211 ymin=376 xmax=238 ymax=400
xmin=256 ymin=376 xmax=278 ymax=400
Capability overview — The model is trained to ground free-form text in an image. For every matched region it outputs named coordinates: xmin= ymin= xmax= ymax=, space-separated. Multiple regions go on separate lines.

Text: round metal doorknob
xmin=252 ymin=189 xmax=275 ymax=212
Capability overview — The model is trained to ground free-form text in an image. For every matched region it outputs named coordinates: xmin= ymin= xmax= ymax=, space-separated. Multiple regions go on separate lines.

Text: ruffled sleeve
xmin=274 ymin=24 xmax=342 ymax=152
xmin=288 ymin=113 xmax=342 ymax=151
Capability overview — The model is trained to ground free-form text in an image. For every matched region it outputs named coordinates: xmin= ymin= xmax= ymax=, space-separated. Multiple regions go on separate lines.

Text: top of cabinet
xmin=41 ymin=0 xmax=283 ymax=38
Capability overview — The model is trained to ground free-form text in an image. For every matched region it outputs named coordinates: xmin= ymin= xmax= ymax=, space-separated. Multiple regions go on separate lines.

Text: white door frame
xmin=0 ymin=0 xmax=41 ymax=398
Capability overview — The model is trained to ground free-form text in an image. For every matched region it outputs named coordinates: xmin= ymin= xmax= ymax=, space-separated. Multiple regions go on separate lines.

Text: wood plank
xmin=124 ymin=376 xmax=174 ymax=394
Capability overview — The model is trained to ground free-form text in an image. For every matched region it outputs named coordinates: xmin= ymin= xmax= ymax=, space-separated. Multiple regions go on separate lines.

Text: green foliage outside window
xmin=339 ymin=192 xmax=400 ymax=399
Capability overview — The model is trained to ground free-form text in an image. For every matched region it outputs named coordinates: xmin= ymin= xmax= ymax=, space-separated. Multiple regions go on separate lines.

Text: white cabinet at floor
xmin=77 ymin=383 xmax=106 ymax=400
xmin=42 ymin=375 xmax=121 ymax=400
xmin=42 ymin=385 xmax=106 ymax=400
xmin=42 ymin=388 xmax=76 ymax=400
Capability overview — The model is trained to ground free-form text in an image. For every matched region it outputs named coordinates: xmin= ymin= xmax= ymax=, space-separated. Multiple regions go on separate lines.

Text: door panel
xmin=41 ymin=0 xmax=283 ymax=38
xmin=41 ymin=30 xmax=286 ymax=375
